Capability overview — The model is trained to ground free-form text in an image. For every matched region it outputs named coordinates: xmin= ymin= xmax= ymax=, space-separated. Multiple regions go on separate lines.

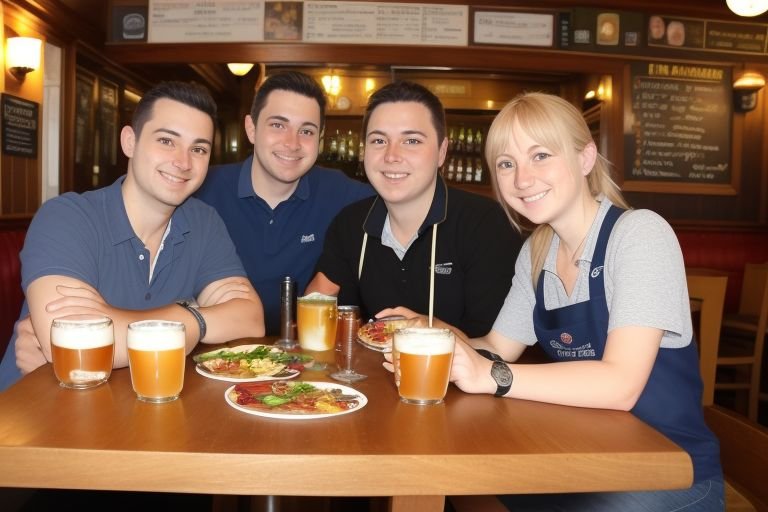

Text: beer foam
xmin=51 ymin=321 xmax=113 ymax=349
xmin=394 ymin=328 xmax=454 ymax=355
xmin=299 ymin=292 xmax=337 ymax=303
xmin=127 ymin=321 xmax=185 ymax=351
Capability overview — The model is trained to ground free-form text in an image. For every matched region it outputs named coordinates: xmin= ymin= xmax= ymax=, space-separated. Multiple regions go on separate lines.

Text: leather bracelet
xmin=177 ymin=300 xmax=206 ymax=342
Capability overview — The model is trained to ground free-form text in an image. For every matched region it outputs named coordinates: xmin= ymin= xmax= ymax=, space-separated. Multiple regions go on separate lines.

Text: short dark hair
xmin=250 ymin=71 xmax=327 ymax=130
xmin=132 ymin=81 xmax=217 ymax=138
xmin=362 ymin=81 xmax=446 ymax=143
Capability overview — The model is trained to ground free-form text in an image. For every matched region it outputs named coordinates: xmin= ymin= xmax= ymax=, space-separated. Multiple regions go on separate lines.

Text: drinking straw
xmin=428 ymin=224 xmax=437 ymax=327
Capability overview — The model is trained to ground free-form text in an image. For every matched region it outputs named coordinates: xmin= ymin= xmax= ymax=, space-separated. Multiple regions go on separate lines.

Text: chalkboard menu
xmin=623 ymin=62 xmax=733 ymax=192
xmin=1 ymin=94 xmax=39 ymax=158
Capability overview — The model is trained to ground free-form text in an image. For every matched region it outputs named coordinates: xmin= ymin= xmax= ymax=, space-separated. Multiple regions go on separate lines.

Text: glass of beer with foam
xmin=127 ymin=320 xmax=185 ymax=403
xmin=393 ymin=327 xmax=455 ymax=405
xmin=51 ymin=315 xmax=114 ymax=389
xmin=297 ymin=292 xmax=338 ymax=351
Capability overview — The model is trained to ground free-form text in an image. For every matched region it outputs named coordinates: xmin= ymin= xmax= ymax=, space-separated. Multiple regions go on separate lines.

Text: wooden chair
xmin=686 ymin=270 xmax=729 ymax=406
xmin=717 ymin=263 xmax=768 ymax=422
xmin=705 ymin=405 xmax=768 ymax=512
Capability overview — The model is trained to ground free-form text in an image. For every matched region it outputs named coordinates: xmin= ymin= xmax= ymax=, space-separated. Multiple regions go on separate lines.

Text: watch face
xmin=491 ymin=361 xmax=513 ymax=386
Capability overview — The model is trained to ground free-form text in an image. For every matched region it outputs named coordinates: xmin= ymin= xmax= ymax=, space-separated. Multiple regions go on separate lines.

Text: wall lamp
xmin=6 ymin=36 xmax=42 ymax=80
xmin=227 ymin=63 xmax=254 ymax=77
xmin=733 ymin=70 xmax=766 ymax=112
xmin=726 ymin=0 xmax=768 ymax=17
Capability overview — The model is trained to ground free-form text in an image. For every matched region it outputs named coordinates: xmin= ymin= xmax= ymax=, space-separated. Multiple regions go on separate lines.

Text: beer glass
xmin=297 ymin=292 xmax=337 ymax=351
xmin=51 ymin=315 xmax=114 ymax=389
xmin=393 ymin=327 xmax=454 ymax=405
xmin=127 ymin=320 xmax=185 ymax=403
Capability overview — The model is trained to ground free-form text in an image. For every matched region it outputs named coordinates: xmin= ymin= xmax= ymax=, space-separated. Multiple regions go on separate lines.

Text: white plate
xmin=195 ymin=364 xmax=300 ymax=383
xmin=224 ymin=381 xmax=367 ymax=420
xmin=194 ymin=344 xmax=302 ymax=382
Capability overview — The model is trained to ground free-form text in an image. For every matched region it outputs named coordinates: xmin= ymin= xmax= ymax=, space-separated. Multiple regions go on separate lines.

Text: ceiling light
xmin=726 ymin=0 xmax=768 ymax=17
xmin=227 ymin=63 xmax=254 ymax=77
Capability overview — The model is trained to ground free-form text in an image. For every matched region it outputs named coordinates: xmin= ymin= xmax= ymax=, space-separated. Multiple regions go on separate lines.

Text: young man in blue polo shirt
xmin=307 ymin=81 xmax=523 ymax=338
xmin=0 ymin=81 xmax=264 ymax=390
xmin=196 ymin=71 xmax=373 ymax=335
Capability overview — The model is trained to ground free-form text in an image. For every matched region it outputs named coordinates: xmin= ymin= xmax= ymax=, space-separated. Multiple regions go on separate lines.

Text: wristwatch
xmin=490 ymin=361 xmax=513 ymax=397
xmin=177 ymin=300 xmax=206 ymax=342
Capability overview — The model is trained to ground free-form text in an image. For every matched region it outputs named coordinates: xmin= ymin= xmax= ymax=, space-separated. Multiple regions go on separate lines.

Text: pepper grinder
xmin=274 ymin=276 xmax=298 ymax=350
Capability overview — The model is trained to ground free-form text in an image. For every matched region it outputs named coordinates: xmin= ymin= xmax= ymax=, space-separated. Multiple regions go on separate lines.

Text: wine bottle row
xmin=449 ymin=125 xmax=484 ymax=155
xmin=443 ymin=155 xmax=486 ymax=184
xmin=319 ymin=129 xmax=363 ymax=163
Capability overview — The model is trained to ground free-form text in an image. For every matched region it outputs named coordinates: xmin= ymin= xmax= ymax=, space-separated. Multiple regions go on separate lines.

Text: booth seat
xmin=0 ymin=230 xmax=25 ymax=360
xmin=675 ymin=229 xmax=768 ymax=314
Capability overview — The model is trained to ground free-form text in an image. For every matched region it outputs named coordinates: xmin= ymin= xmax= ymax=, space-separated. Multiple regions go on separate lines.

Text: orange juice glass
xmin=297 ymin=293 xmax=337 ymax=351
xmin=127 ymin=320 xmax=185 ymax=403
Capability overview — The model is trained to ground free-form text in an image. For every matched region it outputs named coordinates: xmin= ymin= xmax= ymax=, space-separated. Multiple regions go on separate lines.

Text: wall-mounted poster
xmin=623 ymin=62 xmax=738 ymax=195
xmin=472 ymin=10 xmax=555 ymax=48
xmin=265 ymin=1 xmax=302 ymax=40
xmin=1 ymin=94 xmax=39 ymax=158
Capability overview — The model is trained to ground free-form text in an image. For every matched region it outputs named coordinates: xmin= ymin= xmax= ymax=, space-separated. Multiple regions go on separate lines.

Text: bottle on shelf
xmin=474 ymin=157 xmax=484 ymax=183
xmin=448 ymin=127 xmax=456 ymax=153
xmin=474 ymin=128 xmax=483 ymax=155
xmin=329 ymin=130 xmax=339 ymax=161
xmin=455 ymin=157 xmax=464 ymax=183
xmin=466 ymin=128 xmax=474 ymax=154
xmin=338 ymin=131 xmax=348 ymax=162
xmin=446 ymin=157 xmax=455 ymax=182
xmin=457 ymin=126 xmax=466 ymax=153
xmin=346 ymin=130 xmax=356 ymax=161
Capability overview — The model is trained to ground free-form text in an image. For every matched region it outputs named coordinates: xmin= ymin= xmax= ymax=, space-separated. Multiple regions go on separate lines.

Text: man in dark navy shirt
xmin=197 ymin=71 xmax=373 ymax=335
xmin=307 ymin=81 xmax=522 ymax=337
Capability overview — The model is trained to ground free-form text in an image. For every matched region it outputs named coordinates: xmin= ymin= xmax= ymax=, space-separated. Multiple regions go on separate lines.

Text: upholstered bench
xmin=0 ymin=229 xmax=26 ymax=359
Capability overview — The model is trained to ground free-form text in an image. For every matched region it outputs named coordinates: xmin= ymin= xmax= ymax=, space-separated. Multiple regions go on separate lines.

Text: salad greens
xmin=260 ymin=382 xmax=317 ymax=406
xmin=193 ymin=346 xmax=312 ymax=365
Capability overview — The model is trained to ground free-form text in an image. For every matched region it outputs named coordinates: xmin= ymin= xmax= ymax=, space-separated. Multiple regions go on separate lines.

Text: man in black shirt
xmin=306 ymin=81 xmax=522 ymax=337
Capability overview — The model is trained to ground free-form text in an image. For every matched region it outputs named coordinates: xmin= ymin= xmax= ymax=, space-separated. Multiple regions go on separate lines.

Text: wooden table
xmin=0 ymin=338 xmax=693 ymax=512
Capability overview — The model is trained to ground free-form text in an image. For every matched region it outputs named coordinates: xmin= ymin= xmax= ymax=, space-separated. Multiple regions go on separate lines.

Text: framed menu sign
xmin=622 ymin=61 xmax=738 ymax=195
xmin=1 ymin=94 xmax=39 ymax=158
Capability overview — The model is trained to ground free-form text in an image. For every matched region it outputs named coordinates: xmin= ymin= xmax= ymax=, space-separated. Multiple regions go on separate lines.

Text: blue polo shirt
xmin=0 ymin=176 xmax=246 ymax=391
xmin=196 ymin=157 xmax=374 ymax=335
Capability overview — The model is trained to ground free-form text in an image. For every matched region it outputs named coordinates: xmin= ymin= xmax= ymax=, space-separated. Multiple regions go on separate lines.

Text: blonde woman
xmin=384 ymin=92 xmax=722 ymax=510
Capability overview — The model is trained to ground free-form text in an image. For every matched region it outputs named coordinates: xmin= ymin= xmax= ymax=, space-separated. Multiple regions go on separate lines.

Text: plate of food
xmin=193 ymin=344 xmax=313 ymax=382
xmin=356 ymin=316 xmax=410 ymax=353
xmin=225 ymin=381 xmax=367 ymax=419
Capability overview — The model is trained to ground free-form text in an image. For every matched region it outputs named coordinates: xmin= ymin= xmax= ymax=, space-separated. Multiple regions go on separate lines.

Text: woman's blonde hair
xmin=485 ymin=92 xmax=630 ymax=287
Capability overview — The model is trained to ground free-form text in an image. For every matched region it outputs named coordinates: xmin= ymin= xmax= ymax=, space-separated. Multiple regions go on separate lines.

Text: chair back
xmin=686 ymin=271 xmax=728 ymax=406
xmin=739 ymin=263 xmax=768 ymax=319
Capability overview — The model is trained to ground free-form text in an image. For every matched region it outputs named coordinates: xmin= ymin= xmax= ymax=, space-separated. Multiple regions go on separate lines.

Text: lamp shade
xmin=226 ymin=63 xmax=254 ymax=77
xmin=733 ymin=71 xmax=766 ymax=90
xmin=6 ymin=37 xmax=42 ymax=75
xmin=726 ymin=0 xmax=768 ymax=17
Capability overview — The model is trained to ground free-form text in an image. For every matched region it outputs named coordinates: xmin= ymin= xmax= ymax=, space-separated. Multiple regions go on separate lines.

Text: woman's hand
xmin=449 ymin=336 xmax=495 ymax=395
